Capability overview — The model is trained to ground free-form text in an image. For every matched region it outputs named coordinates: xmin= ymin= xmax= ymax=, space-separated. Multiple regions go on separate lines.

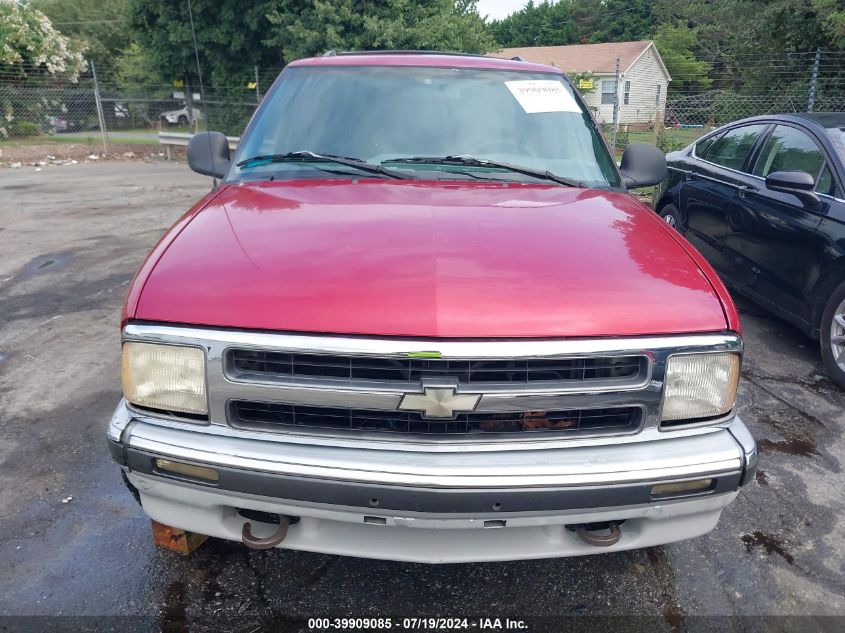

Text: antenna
xmin=187 ymin=0 xmax=218 ymax=185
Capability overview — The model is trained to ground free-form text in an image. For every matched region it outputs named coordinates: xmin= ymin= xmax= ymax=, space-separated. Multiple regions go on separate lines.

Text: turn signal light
xmin=155 ymin=458 xmax=220 ymax=482
xmin=651 ymin=478 xmax=713 ymax=499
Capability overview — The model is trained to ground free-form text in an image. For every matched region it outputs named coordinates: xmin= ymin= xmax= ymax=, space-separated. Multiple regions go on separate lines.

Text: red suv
xmin=108 ymin=52 xmax=756 ymax=562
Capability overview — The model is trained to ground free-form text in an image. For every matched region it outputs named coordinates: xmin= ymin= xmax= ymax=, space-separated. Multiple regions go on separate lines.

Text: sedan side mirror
xmin=187 ymin=131 xmax=231 ymax=179
xmin=765 ymin=170 xmax=819 ymax=206
xmin=619 ymin=143 xmax=668 ymax=189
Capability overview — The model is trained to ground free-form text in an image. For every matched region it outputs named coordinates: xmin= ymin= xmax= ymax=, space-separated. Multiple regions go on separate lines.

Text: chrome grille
xmin=121 ymin=323 xmax=744 ymax=445
xmin=230 ymin=401 xmax=641 ymax=436
xmin=228 ymin=349 xmax=646 ymax=385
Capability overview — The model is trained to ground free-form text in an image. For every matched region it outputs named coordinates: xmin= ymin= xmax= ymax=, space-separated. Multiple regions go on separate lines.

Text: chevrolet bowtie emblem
xmin=397 ymin=387 xmax=480 ymax=419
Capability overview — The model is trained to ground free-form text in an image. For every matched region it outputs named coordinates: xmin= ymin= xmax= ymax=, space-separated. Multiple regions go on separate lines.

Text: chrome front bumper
xmin=108 ymin=400 xmax=756 ymax=562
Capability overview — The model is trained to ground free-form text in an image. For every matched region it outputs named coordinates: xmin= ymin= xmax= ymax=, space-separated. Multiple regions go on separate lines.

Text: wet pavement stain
xmin=161 ymin=580 xmax=188 ymax=633
xmin=755 ymin=470 xmax=769 ymax=486
xmin=758 ymin=437 xmax=819 ymax=457
xmin=740 ymin=371 xmax=828 ymax=427
xmin=0 ymin=271 xmax=134 ymax=322
xmin=662 ymin=604 xmax=684 ymax=632
xmin=15 ymin=252 xmax=74 ymax=281
xmin=741 ymin=531 xmax=795 ymax=564
xmin=646 ymin=547 xmax=684 ymax=632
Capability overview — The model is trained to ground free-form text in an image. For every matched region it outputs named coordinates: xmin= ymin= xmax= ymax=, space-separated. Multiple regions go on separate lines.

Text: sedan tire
xmin=658 ymin=203 xmax=684 ymax=234
xmin=820 ymin=279 xmax=845 ymax=389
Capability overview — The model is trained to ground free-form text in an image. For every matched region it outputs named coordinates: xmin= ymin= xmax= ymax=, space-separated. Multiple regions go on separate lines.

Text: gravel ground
xmin=0 ymin=142 xmax=178 ymax=168
xmin=0 ymin=161 xmax=843 ymax=632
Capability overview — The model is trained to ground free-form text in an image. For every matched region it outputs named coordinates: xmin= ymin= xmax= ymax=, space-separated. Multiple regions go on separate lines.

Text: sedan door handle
xmin=737 ymin=185 xmax=758 ymax=198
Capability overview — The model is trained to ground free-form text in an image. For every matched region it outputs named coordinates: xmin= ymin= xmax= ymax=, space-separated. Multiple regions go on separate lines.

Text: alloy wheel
xmin=831 ymin=298 xmax=845 ymax=371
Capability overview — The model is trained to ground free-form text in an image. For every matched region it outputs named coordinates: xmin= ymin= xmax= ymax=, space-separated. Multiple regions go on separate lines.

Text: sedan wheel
xmin=658 ymin=203 xmax=684 ymax=235
xmin=821 ymin=281 xmax=845 ymax=389
xmin=830 ymin=301 xmax=845 ymax=370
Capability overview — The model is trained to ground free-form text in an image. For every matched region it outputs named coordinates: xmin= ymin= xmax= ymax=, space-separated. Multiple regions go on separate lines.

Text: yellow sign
xmin=247 ymin=82 xmax=257 ymax=89
xmin=173 ymin=79 xmax=184 ymax=88
xmin=578 ymin=78 xmax=594 ymax=90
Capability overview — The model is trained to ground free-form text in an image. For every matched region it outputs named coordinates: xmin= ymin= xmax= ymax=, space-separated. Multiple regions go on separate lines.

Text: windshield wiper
xmin=237 ymin=151 xmax=410 ymax=179
xmin=382 ymin=155 xmax=584 ymax=187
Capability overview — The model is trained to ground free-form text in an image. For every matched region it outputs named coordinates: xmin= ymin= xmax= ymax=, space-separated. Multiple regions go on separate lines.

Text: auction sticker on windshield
xmin=505 ymin=80 xmax=581 ymax=114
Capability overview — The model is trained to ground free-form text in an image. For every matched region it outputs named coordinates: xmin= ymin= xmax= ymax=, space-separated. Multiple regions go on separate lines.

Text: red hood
xmin=130 ymin=180 xmax=730 ymax=338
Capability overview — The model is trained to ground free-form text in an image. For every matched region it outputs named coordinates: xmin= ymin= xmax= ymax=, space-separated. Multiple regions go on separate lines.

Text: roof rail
xmin=328 ymin=49 xmax=492 ymax=59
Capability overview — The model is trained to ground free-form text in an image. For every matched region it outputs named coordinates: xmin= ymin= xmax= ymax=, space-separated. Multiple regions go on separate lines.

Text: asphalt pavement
xmin=0 ymin=161 xmax=843 ymax=631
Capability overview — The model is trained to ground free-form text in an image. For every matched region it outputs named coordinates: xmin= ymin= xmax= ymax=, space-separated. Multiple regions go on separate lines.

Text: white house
xmin=497 ymin=41 xmax=672 ymax=126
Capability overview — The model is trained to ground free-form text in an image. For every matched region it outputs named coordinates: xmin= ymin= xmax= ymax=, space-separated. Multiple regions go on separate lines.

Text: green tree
xmin=587 ymin=0 xmax=655 ymax=43
xmin=489 ymin=1 xmax=576 ymax=48
xmin=653 ymin=24 xmax=710 ymax=94
xmin=813 ymin=0 xmax=845 ymax=48
xmin=126 ymin=0 xmax=282 ymax=89
xmin=265 ymin=0 xmax=497 ymax=62
xmin=126 ymin=0 xmax=284 ymax=133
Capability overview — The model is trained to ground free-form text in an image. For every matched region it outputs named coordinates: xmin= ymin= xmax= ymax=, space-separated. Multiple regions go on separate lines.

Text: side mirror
xmin=619 ymin=143 xmax=667 ymax=189
xmin=187 ymin=131 xmax=231 ymax=179
xmin=765 ymin=170 xmax=819 ymax=206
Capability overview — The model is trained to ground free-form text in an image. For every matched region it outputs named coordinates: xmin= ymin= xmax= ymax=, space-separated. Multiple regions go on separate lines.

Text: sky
xmin=475 ymin=0 xmax=528 ymax=21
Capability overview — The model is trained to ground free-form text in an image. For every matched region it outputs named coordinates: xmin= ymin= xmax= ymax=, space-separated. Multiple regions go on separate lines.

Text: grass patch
xmin=0 ymin=133 xmax=160 ymax=148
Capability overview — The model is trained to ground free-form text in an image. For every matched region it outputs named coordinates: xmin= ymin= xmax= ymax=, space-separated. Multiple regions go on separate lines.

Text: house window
xmin=601 ymin=80 xmax=617 ymax=105
xmin=624 ymin=81 xmax=630 ymax=105
xmin=656 ymin=84 xmax=662 ymax=106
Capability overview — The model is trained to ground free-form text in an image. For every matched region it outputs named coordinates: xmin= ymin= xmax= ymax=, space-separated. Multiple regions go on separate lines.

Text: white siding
xmin=618 ymin=46 xmax=670 ymax=125
xmin=574 ymin=46 xmax=670 ymax=125
xmin=575 ymin=75 xmax=614 ymax=124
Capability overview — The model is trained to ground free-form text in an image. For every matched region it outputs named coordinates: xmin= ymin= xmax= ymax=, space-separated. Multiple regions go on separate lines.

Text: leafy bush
xmin=656 ymin=131 xmax=688 ymax=153
xmin=10 ymin=120 xmax=40 ymax=137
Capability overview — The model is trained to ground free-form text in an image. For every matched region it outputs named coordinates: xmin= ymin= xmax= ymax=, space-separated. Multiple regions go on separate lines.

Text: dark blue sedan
xmin=653 ymin=113 xmax=845 ymax=387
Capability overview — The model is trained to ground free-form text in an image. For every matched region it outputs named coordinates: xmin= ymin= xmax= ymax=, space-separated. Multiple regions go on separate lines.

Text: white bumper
xmin=109 ymin=401 xmax=756 ymax=563
xmin=129 ymin=471 xmax=738 ymax=563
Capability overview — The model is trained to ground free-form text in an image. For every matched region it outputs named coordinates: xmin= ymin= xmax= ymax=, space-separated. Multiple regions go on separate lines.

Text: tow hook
xmin=242 ymin=515 xmax=290 ymax=550
xmin=573 ymin=521 xmax=622 ymax=547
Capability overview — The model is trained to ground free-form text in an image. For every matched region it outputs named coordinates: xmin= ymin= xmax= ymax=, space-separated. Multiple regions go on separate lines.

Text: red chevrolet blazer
xmin=108 ymin=52 xmax=756 ymax=562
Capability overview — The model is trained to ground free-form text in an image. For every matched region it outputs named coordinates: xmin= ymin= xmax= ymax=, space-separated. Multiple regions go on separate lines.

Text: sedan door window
xmin=705 ymin=124 xmax=768 ymax=172
xmin=753 ymin=125 xmax=825 ymax=180
xmin=816 ymin=164 xmax=837 ymax=196
xmin=694 ymin=133 xmax=721 ymax=158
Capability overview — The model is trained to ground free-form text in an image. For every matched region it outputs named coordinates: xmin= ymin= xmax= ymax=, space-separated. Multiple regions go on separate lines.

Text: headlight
xmin=122 ymin=342 xmax=207 ymax=415
xmin=661 ymin=352 xmax=740 ymax=425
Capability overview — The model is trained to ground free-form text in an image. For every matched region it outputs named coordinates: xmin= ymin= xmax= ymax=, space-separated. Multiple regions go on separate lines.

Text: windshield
xmin=230 ymin=65 xmax=619 ymax=188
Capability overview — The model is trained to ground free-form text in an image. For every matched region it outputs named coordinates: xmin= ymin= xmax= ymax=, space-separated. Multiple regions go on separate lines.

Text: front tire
xmin=658 ymin=203 xmax=684 ymax=234
xmin=820 ymin=279 xmax=845 ymax=389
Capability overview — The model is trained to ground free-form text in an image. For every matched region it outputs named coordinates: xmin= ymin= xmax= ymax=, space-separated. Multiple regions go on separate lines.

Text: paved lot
xmin=1 ymin=162 xmax=844 ymax=629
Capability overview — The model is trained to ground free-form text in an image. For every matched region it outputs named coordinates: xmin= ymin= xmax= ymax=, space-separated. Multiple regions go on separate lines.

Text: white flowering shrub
xmin=0 ymin=0 xmax=86 ymax=78
xmin=0 ymin=1 xmax=88 ymax=137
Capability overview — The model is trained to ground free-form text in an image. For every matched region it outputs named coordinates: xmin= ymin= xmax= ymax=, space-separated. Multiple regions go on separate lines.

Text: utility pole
xmin=807 ymin=47 xmax=821 ymax=113
xmin=610 ymin=56 xmax=620 ymax=155
xmin=184 ymin=78 xmax=195 ymax=130
xmin=90 ymin=61 xmax=108 ymax=155
xmin=254 ymin=65 xmax=261 ymax=104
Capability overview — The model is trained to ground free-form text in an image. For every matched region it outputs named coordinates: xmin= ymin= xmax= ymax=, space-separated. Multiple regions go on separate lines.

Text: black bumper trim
xmin=120 ymin=446 xmax=742 ymax=514
xmin=107 ymin=438 xmax=127 ymax=466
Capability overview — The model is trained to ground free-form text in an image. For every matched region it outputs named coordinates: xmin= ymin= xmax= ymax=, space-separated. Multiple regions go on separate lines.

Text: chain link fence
xmin=3 ymin=50 xmax=845 ymax=155
xmin=597 ymin=50 xmax=845 ymax=155
xmin=0 ymin=62 xmax=278 ymax=152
